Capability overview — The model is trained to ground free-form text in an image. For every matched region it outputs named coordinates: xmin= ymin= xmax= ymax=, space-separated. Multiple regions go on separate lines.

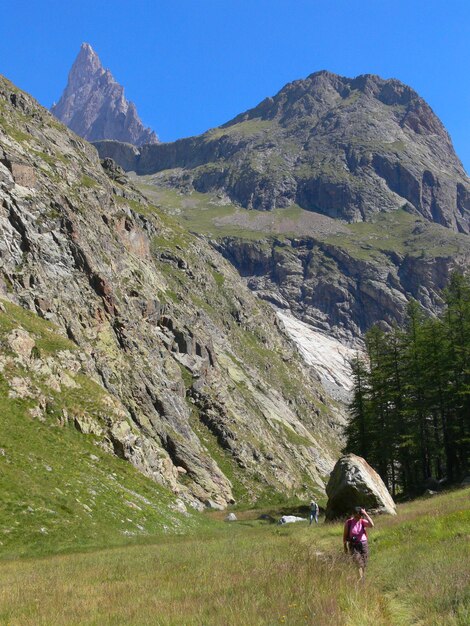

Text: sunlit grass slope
xmin=134 ymin=179 xmax=470 ymax=264
xmin=0 ymin=488 xmax=468 ymax=625
xmin=0 ymin=300 xmax=202 ymax=560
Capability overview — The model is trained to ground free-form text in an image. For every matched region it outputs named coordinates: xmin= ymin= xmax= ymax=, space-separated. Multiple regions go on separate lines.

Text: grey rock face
xmin=216 ymin=235 xmax=469 ymax=341
xmin=1 ymin=76 xmax=343 ymax=508
xmin=51 ymin=43 xmax=158 ymax=147
xmin=325 ymin=454 xmax=396 ymax=520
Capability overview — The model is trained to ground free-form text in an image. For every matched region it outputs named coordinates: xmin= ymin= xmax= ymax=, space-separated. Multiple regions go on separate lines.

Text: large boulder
xmin=325 ymin=454 xmax=396 ymax=520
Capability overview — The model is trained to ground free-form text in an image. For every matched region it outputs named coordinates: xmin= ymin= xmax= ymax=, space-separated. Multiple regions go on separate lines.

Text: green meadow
xmin=0 ymin=488 xmax=468 ymax=625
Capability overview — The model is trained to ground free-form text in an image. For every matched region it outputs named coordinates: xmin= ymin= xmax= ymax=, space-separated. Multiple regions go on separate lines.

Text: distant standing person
xmin=309 ymin=500 xmax=319 ymax=525
xmin=343 ymin=507 xmax=374 ymax=581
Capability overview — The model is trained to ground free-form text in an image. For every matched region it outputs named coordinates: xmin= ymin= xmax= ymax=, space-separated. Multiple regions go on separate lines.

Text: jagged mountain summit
xmin=96 ymin=70 xmax=470 ymax=233
xmin=51 ymin=43 xmax=158 ymax=147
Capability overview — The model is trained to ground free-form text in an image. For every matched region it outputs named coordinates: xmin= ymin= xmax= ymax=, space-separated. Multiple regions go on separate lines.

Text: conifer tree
xmin=344 ymin=272 xmax=470 ymax=496
xmin=345 ymin=354 xmax=371 ymax=458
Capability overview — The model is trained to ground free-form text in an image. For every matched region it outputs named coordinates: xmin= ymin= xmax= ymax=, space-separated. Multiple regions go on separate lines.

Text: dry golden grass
xmin=0 ymin=531 xmax=384 ymax=626
xmin=0 ymin=488 xmax=468 ymax=625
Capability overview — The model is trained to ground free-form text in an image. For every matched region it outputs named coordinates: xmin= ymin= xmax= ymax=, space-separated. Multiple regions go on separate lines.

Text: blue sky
xmin=1 ymin=0 xmax=469 ymax=172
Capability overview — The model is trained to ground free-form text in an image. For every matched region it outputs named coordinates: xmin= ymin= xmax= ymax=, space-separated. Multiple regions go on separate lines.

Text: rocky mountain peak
xmin=96 ymin=68 xmax=469 ymax=231
xmin=70 ymin=42 xmax=103 ymax=86
xmin=51 ymin=43 xmax=158 ymax=147
xmin=229 ymin=70 xmax=446 ymax=139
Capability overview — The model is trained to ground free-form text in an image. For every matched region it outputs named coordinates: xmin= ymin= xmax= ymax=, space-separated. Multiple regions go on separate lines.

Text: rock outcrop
xmin=51 ymin=43 xmax=158 ymax=147
xmin=1 ymin=75 xmax=344 ymax=509
xmin=215 ymin=232 xmax=470 ymax=341
xmin=325 ymin=454 xmax=397 ymax=520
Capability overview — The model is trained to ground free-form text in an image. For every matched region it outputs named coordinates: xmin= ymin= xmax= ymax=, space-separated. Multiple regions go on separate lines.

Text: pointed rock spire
xmin=51 ymin=43 xmax=158 ymax=146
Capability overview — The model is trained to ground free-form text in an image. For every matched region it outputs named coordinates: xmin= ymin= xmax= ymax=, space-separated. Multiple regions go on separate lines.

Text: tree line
xmin=344 ymin=272 xmax=470 ymax=497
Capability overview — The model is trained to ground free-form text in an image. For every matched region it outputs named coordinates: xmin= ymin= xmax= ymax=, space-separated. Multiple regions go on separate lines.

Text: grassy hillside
xmin=134 ymin=179 xmax=470 ymax=264
xmin=0 ymin=299 xmax=202 ymax=560
xmin=0 ymin=488 xmax=468 ymax=625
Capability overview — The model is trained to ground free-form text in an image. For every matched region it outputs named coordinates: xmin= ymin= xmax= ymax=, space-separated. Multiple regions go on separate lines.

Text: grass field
xmin=0 ymin=488 xmax=468 ymax=625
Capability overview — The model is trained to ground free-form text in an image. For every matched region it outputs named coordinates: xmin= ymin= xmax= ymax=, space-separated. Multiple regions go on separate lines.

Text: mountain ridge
xmin=92 ymin=69 xmax=470 ymax=340
xmin=95 ymin=69 xmax=470 ymax=232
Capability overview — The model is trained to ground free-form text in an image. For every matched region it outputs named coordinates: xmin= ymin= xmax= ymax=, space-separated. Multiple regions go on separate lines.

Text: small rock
xmin=278 ymin=515 xmax=307 ymax=525
xmin=170 ymin=499 xmax=188 ymax=515
xmin=225 ymin=513 xmax=237 ymax=522
xmin=8 ymin=376 xmax=35 ymax=399
xmin=125 ymin=501 xmax=142 ymax=511
xmin=205 ymin=499 xmax=225 ymax=511
xmin=59 ymin=372 xmax=78 ymax=388
xmin=29 ymin=405 xmax=45 ymax=421
xmin=7 ymin=328 xmax=35 ymax=360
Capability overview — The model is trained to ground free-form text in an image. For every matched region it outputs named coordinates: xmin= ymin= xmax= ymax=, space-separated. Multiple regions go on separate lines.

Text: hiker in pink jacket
xmin=343 ymin=506 xmax=374 ymax=582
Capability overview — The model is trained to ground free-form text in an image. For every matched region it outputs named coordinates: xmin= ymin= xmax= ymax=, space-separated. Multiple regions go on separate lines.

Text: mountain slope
xmin=94 ymin=71 xmax=470 ymax=339
xmin=95 ymin=70 xmax=470 ymax=232
xmin=51 ymin=43 xmax=158 ymax=147
xmin=0 ymin=300 xmax=201 ymax=558
xmin=0 ymin=75 xmax=344 ymax=512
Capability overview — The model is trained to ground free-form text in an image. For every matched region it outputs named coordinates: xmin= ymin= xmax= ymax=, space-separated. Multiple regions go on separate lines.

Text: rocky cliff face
xmin=1 ymin=75 xmax=344 ymax=509
xmin=95 ymin=70 xmax=470 ymax=233
xmin=215 ymin=224 xmax=470 ymax=340
xmin=51 ymin=43 xmax=158 ymax=147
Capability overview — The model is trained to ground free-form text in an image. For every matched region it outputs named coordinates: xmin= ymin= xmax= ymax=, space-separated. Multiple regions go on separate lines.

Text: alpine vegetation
xmin=345 ymin=273 xmax=470 ymax=497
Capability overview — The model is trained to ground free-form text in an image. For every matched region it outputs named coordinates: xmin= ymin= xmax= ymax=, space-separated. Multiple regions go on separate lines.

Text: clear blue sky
xmin=1 ymin=1 xmax=469 ymax=172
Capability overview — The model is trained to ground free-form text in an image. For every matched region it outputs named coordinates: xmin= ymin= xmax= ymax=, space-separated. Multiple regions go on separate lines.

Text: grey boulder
xmin=325 ymin=454 xmax=396 ymax=520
